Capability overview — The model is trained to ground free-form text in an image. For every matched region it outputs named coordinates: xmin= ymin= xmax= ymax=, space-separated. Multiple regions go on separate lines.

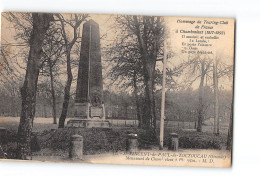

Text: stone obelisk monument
xmin=67 ymin=20 xmax=110 ymax=128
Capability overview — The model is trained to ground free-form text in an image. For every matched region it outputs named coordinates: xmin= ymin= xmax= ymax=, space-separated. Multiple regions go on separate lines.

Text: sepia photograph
xmin=0 ymin=12 xmax=234 ymax=168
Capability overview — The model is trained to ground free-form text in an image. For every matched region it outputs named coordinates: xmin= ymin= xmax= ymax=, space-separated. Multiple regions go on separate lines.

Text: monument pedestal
xmin=74 ymin=103 xmax=88 ymax=117
xmin=67 ymin=119 xmax=110 ymax=128
xmin=69 ymin=103 xmax=110 ymax=128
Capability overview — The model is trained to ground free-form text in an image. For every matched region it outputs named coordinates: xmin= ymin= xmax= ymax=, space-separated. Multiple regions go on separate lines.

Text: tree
xmin=56 ymin=14 xmax=88 ymax=128
xmin=41 ymin=23 xmax=64 ymax=124
xmin=213 ymin=57 xmax=233 ymax=135
xmin=197 ymin=59 xmax=211 ymax=132
xmin=183 ymin=54 xmax=233 ymax=133
xmin=132 ymin=16 xmax=164 ymax=131
xmin=183 ymin=55 xmax=212 ymax=132
xmin=108 ymin=15 xmax=164 ymax=131
xmin=48 ymin=57 xmax=57 ymax=123
xmin=17 ymin=13 xmax=53 ymax=159
xmin=0 ymin=46 xmax=23 ymax=116
xmin=1 ymin=13 xmax=33 ymax=117
xmin=2 ymin=12 xmax=64 ymax=124
xmin=106 ymin=35 xmax=144 ymax=126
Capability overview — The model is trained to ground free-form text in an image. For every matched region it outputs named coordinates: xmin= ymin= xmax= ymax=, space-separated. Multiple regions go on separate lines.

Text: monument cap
xmin=71 ymin=134 xmax=83 ymax=141
xmin=127 ymin=133 xmax=138 ymax=139
xmin=169 ymin=133 xmax=178 ymax=138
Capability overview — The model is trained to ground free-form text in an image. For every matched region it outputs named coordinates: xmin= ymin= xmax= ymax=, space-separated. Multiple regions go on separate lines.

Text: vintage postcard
xmin=0 ymin=12 xmax=234 ymax=168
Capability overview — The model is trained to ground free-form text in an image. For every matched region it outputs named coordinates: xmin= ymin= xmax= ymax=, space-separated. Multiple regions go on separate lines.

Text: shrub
xmin=39 ymin=128 xmax=130 ymax=154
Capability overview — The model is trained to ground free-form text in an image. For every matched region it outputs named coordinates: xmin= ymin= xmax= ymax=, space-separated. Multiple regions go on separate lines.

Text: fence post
xmin=126 ymin=133 xmax=138 ymax=152
xmin=69 ymin=134 xmax=83 ymax=160
xmin=168 ymin=133 xmax=179 ymax=151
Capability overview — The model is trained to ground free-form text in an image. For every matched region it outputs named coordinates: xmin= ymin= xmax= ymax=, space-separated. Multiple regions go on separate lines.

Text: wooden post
xmin=213 ymin=59 xmax=219 ymax=135
xmin=159 ymin=39 xmax=167 ymax=150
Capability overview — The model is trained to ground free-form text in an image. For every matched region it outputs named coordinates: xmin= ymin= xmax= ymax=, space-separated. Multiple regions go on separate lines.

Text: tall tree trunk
xmin=143 ymin=62 xmax=156 ymax=131
xmin=124 ymin=103 xmax=128 ymax=118
xmin=133 ymin=70 xmax=141 ymax=128
xmin=197 ymin=65 xmax=206 ymax=132
xmin=10 ymin=95 xmax=14 ymax=116
xmin=226 ymin=104 xmax=233 ymax=150
xmin=10 ymin=89 xmax=16 ymax=116
xmin=48 ymin=58 xmax=57 ymax=124
xmin=58 ymin=53 xmax=73 ymax=128
xmin=132 ymin=16 xmax=160 ymax=133
xmin=213 ymin=61 xmax=219 ymax=135
xmin=17 ymin=13 xmax=53 ymax=159
xmin=43 ymin=103 xmax=47 ymax=118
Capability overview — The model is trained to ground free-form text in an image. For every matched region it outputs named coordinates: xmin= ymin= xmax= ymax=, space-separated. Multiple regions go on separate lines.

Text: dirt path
xmin=29 ymin=149 xmax=231 ymax=168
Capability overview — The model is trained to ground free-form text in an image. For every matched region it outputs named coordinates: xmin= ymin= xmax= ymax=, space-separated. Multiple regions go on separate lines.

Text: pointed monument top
xmin=84 ymin=19 xmax=99 ymax=28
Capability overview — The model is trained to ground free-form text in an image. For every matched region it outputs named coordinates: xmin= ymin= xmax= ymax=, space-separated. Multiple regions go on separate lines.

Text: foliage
xmin=178 ymin=135 xmax=221 ymax=149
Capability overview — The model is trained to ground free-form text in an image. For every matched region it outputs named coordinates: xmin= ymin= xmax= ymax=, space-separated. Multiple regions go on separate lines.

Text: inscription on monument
xmin=90 ymin=107 xmax=103 ymax=118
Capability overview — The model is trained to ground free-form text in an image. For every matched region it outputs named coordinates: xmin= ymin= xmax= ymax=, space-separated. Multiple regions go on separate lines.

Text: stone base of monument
xmin=74 ymin=103 xmax=88 ymax=117
xmin=67 ymin=119 xmax=111 ymax=128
